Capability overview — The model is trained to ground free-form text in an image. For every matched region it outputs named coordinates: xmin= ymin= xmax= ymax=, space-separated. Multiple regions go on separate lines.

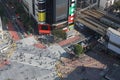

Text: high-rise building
xmin=22 ymin=0 xmax=77 ymax=34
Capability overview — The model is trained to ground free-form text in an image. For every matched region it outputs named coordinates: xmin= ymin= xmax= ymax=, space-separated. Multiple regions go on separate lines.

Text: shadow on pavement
xmin=62 ymin=66 xmax=105 ymax=80
xmin=85 ymin=50 xmax=120 ymax=68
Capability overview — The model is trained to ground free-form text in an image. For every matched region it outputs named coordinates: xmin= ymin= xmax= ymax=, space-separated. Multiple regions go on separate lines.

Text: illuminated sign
xmin=68 ymin=0 xmax=76 ymax=24
xmin=68 ymin=0 xmax=76 ymax=30
xmin=38 ymin=24 xmax=51 ymax=34
xmin=38 ymin=12 xmax=46 ymax=22
xmin=69 ymin=23 xmax=74 ymax=30
xmin=68 ymin=16 xmax=74 ymax=23
xmin=37 ymin=1 xmax=46 ymax=23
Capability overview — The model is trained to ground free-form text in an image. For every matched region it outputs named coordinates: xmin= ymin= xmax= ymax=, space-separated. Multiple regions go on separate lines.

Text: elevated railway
xmin=81 ymin=10 xmax=104 ymax=19
xmin=77 ymin=17 xmax=106 ymax=36
xmin=76 ymin=9 xmax=120 ymax=36
xmin=81 ymin=10 xmax=109 ymax=29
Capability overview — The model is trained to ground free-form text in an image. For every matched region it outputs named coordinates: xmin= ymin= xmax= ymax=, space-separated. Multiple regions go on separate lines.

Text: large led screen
xmin=55 ymin=0 xmax=68 ymax=22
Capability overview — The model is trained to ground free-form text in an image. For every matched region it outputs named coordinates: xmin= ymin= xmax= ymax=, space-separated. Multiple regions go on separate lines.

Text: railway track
xmin=76 ymin=10 xmax=108 ymax=35
xmin=81 ymin=10 xmax=103 ymax=19
xmin=91 ymin=9 xmax=120 ymax=24
xmin=91 ymin=9 xmax=104 ymax=17
xmin=81 ymin=12 xmax=109 ymax=29
xmin=86 ymin=10 xmax=120 ymax=29
xmin=77 ymin=17 xmax=105 ymax=36
xmin=76 ymin=9 xmax=120 ymax=36
xmin=85 ymin=17 xmax=108 ymax=29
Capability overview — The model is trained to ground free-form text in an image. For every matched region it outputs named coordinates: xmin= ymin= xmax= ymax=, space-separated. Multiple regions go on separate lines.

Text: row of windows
xmin=38 ymin=1 xmax=46 ymax=11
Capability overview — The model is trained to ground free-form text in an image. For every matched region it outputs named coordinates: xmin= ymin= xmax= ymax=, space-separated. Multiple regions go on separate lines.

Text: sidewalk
xmin=34 ymin=43 xmax=46 ymax=49
xmin=16 ymin=19 xmax=28 ymax=37
xmin=7 ymin=21 xmax=20 ymax=41
xmin=58 ymin=35 xmax=81 ymax=47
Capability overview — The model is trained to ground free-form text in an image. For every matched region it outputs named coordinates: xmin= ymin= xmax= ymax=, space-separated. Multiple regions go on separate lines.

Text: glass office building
xmin=22 ymin=0 xmax=77 ymax=34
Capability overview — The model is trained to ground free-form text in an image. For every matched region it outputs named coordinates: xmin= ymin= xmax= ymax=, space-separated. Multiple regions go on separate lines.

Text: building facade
xmin=107 ymin=27 xmax=120 ymax=54
xmin=99 ymin=0 xmax=118 ymax=10
xmin=0 ymin=17 xmax=3 ymax=39
xmin=22 ymin=0 xmax=77 ymax=34
xmin=77 ymin=0 xmax=98 ymax=9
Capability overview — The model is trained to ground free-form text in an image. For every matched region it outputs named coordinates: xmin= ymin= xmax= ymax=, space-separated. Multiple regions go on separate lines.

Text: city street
xmin=0 ymin=0 xmax=120 ymax=80
xmin=57 ymin=45 xmax=120 ymax=80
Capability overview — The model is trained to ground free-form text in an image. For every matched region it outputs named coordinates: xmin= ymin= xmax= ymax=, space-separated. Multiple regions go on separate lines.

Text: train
xmin=107 ymin=28 xmax=120 ymax=54
xmin=100 ymin=17 xmax=120 ymax=29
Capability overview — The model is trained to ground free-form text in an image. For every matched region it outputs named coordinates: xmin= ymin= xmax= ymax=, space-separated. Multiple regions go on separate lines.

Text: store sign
xmin=38 ymin=24 xmax=51 ymax=34
xmin=69 ymin=24 xmax=74 ymax=30
xmin=68 ymin=16 xmax=74 ymax=23
xmin=37 ymin=1 xmax=46 ymax=23
xmin=68 ymin=0 xmax=76 ymax=24
xmin=38 ymin=12 xmax=46 ymax=22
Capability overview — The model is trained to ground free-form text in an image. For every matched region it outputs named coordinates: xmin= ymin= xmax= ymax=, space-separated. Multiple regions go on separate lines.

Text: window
xmin=41 ymin=25 xmax=48 ymax=30
xmin=38 ymin=2 xmax=46 ymax=10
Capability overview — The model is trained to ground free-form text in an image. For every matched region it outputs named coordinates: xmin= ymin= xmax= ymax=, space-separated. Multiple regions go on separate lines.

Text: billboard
xmin=55 ymin=0 xmax=68 ymax=22
xmin=38 ymin=24 xmax=51 ymax=34
xmin=68 ymin=0 xmax=76 ymax=30
xmin=38 ymin=12 xmax=46 ymax=22
xmin=68 ymin=0 xmax=76 ymax=23
xmin=37 ymin=1 xmax=46 ymax=23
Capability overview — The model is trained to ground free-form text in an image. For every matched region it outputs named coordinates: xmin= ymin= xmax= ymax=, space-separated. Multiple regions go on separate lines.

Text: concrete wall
xmin=23 ymin=0 xmax=33 ymax=14
xmin=99 ymin=0 xmax=115 ymax=9
xmin=108 ymin=43 xmax=120 ymax=54
xmin=107 ymin=28 xmax=120 ymax=45
xmin=0 ymin=17 xmax=3 ymax=39
xmin=22 ymin=0 xmax=38 ymax=21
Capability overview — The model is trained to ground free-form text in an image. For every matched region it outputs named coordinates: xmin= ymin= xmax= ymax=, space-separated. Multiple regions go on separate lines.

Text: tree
xmin=74 ymin=44 xmax=83 ymax=57
xmin=0 ymin=5 xmax=4 ymax=16
xmin=113 ymin=0 xmax=120 ymax=10
xmin=16 ymin=4 xmax=25 ymax=14
xmin=52 ymin=29 xmax=67 ymax=39
xmin=2 ymin=17 xmax=8 ymax=24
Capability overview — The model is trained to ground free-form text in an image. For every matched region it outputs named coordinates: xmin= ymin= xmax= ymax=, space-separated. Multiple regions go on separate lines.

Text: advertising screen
xmin=38 ymin=12 xmax=46 ymax=22
xmin=55 ymin=0 xmax=68 ymax=22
